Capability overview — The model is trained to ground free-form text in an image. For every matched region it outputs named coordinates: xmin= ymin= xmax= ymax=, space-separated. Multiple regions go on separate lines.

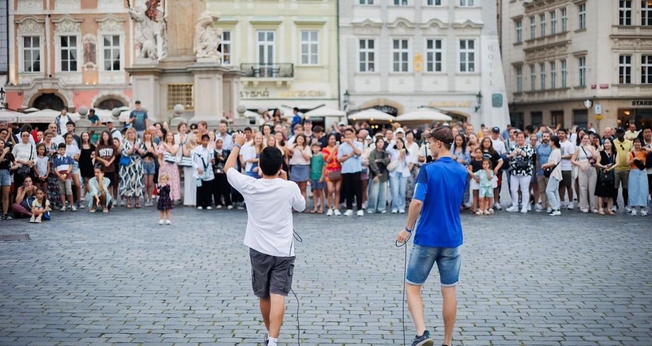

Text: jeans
xmin=546 ymin=176 xmax=561 ymax=211
xmin=342 ymin=171 xmax=362 ymax=210
xmin=367 ymin=178 xmax=388 ymax=212
xmin=390 ymin=172 xmax=408 ymax=211
xmin=510 ymin=174 xmax=531 ymax=209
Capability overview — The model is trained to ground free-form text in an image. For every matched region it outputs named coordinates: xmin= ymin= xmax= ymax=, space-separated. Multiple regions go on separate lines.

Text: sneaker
xmin=493 ymin=202 xmax=502 ymax=210
xmin=71 ymin=205 xmax=77 ymax=212
xmin=227 ymin=205 xmax=234 ymax=210
xmin=343 ymin=209 xmax=353 ymax=216
xmin=264 ymin=333 xmax=269 ymax=346
xmin=641 ymin=209 xmax=649 ymax=216
xmin=631 ymin=209 xmax=638 ymax=216
xmin=4 ymin=214 xmax=12 ymax=220
xmin=326 ymin=208 xmax=333 ymax=216
xmin=534 ymin=203 xmax=543 ymax=212
xmin=333 ymin=209 xmax=341 ymax=216
xmin=611 ymin=205 xmax=617 ymax=213
xmin=216 ymin=205 xmax=222 ymax=209
xmin=367 ymin=209 xmax=374 ymax=214
xmin=520 ymin=208 xmax=528 ymax=214
xmin=197 ymin=206 xmax=203 ymax=210
xmin=506 ymin=205 xmax=519 ymax=212
xmin=206 ymin=206 xmax=213 ymax=210
xmin=60 ymin=206 xmax=66 ymax=212
xmin=488 ymin=208 xmax=494 ymax=214
xmin=356 ymin=210 xmax=364 ymax=217
xmin=399 ymin=209 xmax=406 ymax=214
xmin=35 ymin=216 xmax=41 ymax=223
xmin=548 ymin=209 xmax=561 ymax=216
xmin=380 ymin=209 xmax=387 ymax=214
xmin=166 ymin=220 xmax=171 ymax=225
xmin=580 ymin=208 xmax=589 ymax=213
xmin=391 ymin=209 xmax=398 ymax=214
xmin=591 ymin=209 xmax=599 ymax=214
xmin=527 ymin=204 xmax=532 ymax=211
xmin=159 ymin=220 xmax=164 ymax=225
xmin=29 ymin=216 xmax=35 ymax=223
xmin=567 ymin=201 xmax=575 ymax=210
xmin=625 ymin=206 xmax=632 ymax=213
xmin=79 ymin=203 xmax=85 ymax=210
xmin=484 ymin=210 xmax=491 ymax=215
xmin=475 ymin=211 xmax=483 ymax=215
xmin=411 ymin=330 xmax=434 ymax=346
xmin=120 ymin=200 xmax=125 ymax=207
xmin=546 ymin=207 xmax=552 ymax=213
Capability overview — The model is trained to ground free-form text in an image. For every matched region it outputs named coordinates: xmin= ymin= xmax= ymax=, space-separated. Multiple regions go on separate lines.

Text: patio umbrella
xmin=347 ymin=108 xmax=394 ymax=122
xmin=395 ymin=108 xmax=452 ymax=123
xmin=304 ymin=107 xmax=346 ymax=118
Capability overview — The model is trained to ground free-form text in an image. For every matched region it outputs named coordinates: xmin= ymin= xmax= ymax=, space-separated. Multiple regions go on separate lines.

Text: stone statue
xmin=129 ymin=1 xmax=167 ymax=61
xmin=194 ymin=10 xmax=223 ymax=61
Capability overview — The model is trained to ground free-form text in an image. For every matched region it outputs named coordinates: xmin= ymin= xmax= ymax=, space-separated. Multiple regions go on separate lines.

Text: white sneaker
xmin=166 ymin=220 xmax=171 ymax=225
xmin=581 ymin=208 xmax=589 ymax=213
xmin=380 ymin=209 xmax=387 ymax=214
xmin=641 ymin=209 xmax=648 ymax=216
xmin=357 ymin=210 xmax=364 ymax=217
xmin=625 ymin=206 xmax=632 ymax=213
xmin=159 ymin=220 xmax=164 ymax=225
xmin=611 ymin=205 xmax=617 ymax=213
xmin=197 ymin=206 xmax=203 ymax=210
xmin=391 ymin=209 xmax=398 ymax=214
xmin=206 ymin=206 xmax=213 ymax=210
xmin=333 ymin=209 xmax=341 ymax=216
xmin=520 ymin=208 xmax=528 ymax=214
xmin=29 ymin=216 xmax=35 ymax=223
xmin=227 ymin=205 xmax=233 ymax=210
xmin=534 ymin=203 xmax=543 ymax=212
xmin=546 ymin=207 xmax=552 ymax=213
xmin=60 ymin=206 xmax=66 ymax=212
xmin=493 ymin=203 xmax=502 ymax=210
xmin=566 ymin=201 xmax=575 ymax=210
xmin=71 ymin=205 xmax=77 ymax=212
xmin=35 ymin=217 xmax=41 ymax=223
xmin=631 ymin=209 xmax=637 ymax=216
xmin=326 ymin=208 xmax=333 ymax=216
xmin=367 ymin=209 xmax=374 ymax=214
xmin=399 ymin=209 xmax=406 ymax=214
xmin=343 ymin=209 xmax=353 ymax=216
xmin=506 ymin=205 xmax=519 ymax=212
xmin=549 ymin=210 xmax=561 ymax=216
xmin=527 ymin=204 xmax=532 ymax=211
xmin=216 ymin=205 xmax=222 ymax=209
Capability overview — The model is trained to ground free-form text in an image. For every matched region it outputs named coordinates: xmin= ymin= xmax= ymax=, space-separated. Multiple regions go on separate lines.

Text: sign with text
xmin=630 ymin=100 xmax=652 ymax=108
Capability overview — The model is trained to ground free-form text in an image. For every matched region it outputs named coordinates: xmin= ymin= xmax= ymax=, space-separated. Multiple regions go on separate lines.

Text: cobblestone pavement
xmin=0 ymin=203 xmax=650 ymax=346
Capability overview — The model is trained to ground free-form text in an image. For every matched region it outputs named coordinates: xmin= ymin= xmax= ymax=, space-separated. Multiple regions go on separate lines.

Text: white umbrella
xmin=304 ymin=107 xmax=346 ymax=118
xmin=396 ymin=108 xmax=452 ymax=123
xmin=15 ymin=109 xmax=80 ymax=123
xmin=0 ymin=110 xmax=23 ymax=122
xmin=347 ymin=108 xmax=394 ymax=122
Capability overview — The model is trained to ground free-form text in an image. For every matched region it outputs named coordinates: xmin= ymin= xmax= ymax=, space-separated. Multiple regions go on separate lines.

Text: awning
xmin=304 ymin=107 xmax=346 ymax=118
xmin=347 ymin=108 xmax=394 ymax=122
xmin=0 ymin=110 xmax=24 ymax=122
xmin=395 ymin=108 xmax=452 ymax=123
xmin=15 ymin=109 xmax=80 ymax=124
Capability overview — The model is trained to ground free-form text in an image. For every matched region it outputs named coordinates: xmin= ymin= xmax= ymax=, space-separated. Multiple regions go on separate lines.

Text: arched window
xmin=32 ymin=93 xmax=65 ymax=110
xmin=97 ymin=98 xmax=125 ymax=110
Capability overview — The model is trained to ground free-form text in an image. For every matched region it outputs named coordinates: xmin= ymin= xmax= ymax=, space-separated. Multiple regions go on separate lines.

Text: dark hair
xmin=294 ymin=134 xmax=307 ymax=146
xmin=313 ymin=125 xmax=324 ymax=133
xmin=99 ymin=131 xmax=112 ymax=146
xmin=20 ymin=124 xmax=32 ymax=133
xmin=259 ymin=146 xmax=284 ymax=176
xmin=293 ymin=107 xmax=299 ymax=112
xmin=525 ymin=125 xmax=535 ymax=133
xmin=557 ymin=128 xmax=567 ymax=135
xmin=550 ymin=135 xmax=560 ymax=148
xmin=602 ymin=137 xmax=615 ymax=153
xmin=375 ymin=137 xmax=385 ymax=145
xmin=394 ymin=137 xmax=406 ymax=151
xmin=344 ymin=128 xmax=355 ymax=134
xmin=58 ymin=143 xmax=66 ymax=149
xmin=453 ymin=134 xmax=467 ymax=154
xmin=36 ymin=142 xmax=46 ymax=153
xmin=201 ymin=134 xmax=210 ymax=141
xmin=94 ymin=163 xmax=105 ymax=172
xmin=482 ymin=158 xmax=493 ymax=169
xmin=480 ymin=137 xmax=497 ymax=155
xmin=66 ymin=121 xmax=75 ymax=127
xmin=80 ymin=131 xmax=91 ymax=144
xmin=244 ymin=127 xmax=252 ymax=132
xmin=190 ymin=123 xmax=198 ymax=130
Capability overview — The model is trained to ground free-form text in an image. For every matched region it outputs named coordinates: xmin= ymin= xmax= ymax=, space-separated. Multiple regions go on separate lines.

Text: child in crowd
xmin=157 ymin=173 xmax=172 ymax=225
xmin=472 ymin=158 xmax=494 ymax=215
xmin=52 ymin=143 xmax=76 ymax=212
xmin=34 ymin=143 xmax=49 ymax=192
xmin=467 ymin=147 xmax=484 ymax=213
xmin=30 ymin=189 xmax=50 ymax=223
xmin=309 ymin=142 xmax=325 ymax=213
xmin=87 ymin=165 xmax=112 ymax=213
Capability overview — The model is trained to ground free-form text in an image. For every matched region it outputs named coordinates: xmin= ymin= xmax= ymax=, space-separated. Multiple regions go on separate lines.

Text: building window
xmin=540 ymin=14 xmax=546 ymax=37
xmin=392 ymin=39 xmax=409 ymax=72
xmin=540 ymin=63 xmax=546 ymax=90
xmin=300 ymin=30 xmax=319 ymax=65
xmin=59 ymin=36 xmax=78 ymax=72
xmin=643 ymin=1 xmax=652 ymax=26
xmin=550 ymin=61 xmax=556 ymax=89
xmin=561 ymin=8 xmax=568 ymax=32
xmin=167 ymin=84 xmax=194 ymax=111
xmin=459 ymin=39 xmax=475 ymax=73
xmin=642 ymin=55 xmax=652 ymax=84
xmin=550 ymin=11 xmax=557 ymax=35
xmin=515 ymin=20 xmax=522 ymax=43
xmin=359 ymin=0 xmax=374 ymax=4
xmin=529 ymin=16 xmax=536 ymax=39
xmin=516 ymin=66 xmax=522 ymax=92
xmin=578 ymin=3 xmax=586 ymax=30
xmin=578 ymin=56 xmax=586 ymax=86
xmin=425 ymin=39 xmax=442 ymax=72
xmin=220 ymin=30 xmax=231 ymax=65
xmin=619 ymin=1 xmax=632 ymax=25
xmin=573 ymin=109 xmax=588 ymax=128
xmin=530 ymin=64 xmax=536 ymax=91
xmin=359 ymin=39 xmax=376 ymax=73
xmin=427 ymin=0 xmax=441 ymax=5
xmin=102 ymin=35 xmax=120 ymax=71
xmin=460 ymin=0 xmax=474 ymax=6
xmin=393 ymin=0 xmax=408 ymax=6
xmin=22 ymin=36 xmax=41 ymax=73
xmin=561 ymin=59 xmax=567 ymax=88
xmin=531 ymin=111 xmax=543 ymax=127
xmin=619 ymin=55 xmax=632 ymax=84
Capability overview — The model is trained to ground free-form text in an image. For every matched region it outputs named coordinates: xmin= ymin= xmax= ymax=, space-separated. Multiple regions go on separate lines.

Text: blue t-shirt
xmin=535 ymin=143 xmax=552 ymax=175
xmin=88 ymin=114 xmax=100 ymax=124
xmin=337 ymin=141 xmax=363 ymax=174
xmin=129 ymin=110 xmax=148 ymax=131
xmin=413 ymin=156 xmax=467 ymax=248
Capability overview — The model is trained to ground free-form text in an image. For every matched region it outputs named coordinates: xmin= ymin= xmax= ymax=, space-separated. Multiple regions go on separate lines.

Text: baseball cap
xmin=106 ymin=119 xmax=113 ymax=123
xmin=616 ymin=127 xmax=625 ymax=133
xmin=492 ymin=126 xmax=500 ymax=133
xmin=338 ymin=121 xmax=347 ymax=126
xmin=395 ymin=128 xmax=405 ymax=134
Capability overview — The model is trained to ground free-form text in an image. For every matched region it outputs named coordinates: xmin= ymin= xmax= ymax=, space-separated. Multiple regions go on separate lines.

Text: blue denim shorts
xmin=311 ymin=179 xmax=325 ymax=190
xmin=0 ymin=169 xmax=11 ymax=186
xmin=406 ymin=244 xmax=461 ymax=286
xmin=142 ymin=160 xmax=156 ymax=175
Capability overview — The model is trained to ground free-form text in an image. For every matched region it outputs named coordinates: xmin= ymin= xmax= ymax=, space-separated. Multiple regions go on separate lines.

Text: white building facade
xmin=502 ymin=0 xmax=652 ymax=132
xmin=339 ymin=0 xmax=509 ymax=130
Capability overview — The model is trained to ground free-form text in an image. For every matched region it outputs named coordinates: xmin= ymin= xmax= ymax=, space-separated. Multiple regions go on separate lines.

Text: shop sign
xmin=428 ymin=101 xmax=472 ymax=108
xmin=630 ymin=100 xmax=652 ymax=108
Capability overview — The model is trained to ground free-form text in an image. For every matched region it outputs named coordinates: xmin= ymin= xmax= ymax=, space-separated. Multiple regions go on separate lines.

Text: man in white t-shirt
xmin=557 ymin=128 xmax=575 ymax=209
xmin=106 ymin=120 xmax=123 ymax=141
xmin=225 ymin=133 xmax=305 ymax=346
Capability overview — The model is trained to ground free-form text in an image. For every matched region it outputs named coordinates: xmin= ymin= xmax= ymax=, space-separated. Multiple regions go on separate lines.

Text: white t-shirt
xmin=491 ymin=137 xmax=507 ymax=155
xmin=560 ymin=139 xmax=574 ymax=171
xmin=227 ymin=169 xmax=306 ymax=257
xmin=58 ymin=115 xmax=72 ymax=135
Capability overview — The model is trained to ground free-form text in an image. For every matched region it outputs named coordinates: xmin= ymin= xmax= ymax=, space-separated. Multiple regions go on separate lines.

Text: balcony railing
xmin=240 ymin=63 xmax=294 ymax=78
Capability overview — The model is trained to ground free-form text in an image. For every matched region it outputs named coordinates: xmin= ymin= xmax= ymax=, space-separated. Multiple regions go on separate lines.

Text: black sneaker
xmin=4 ymin=214 xmax=12 ymax=220
xmin=411 ymin=330 xmax=434 ymax=346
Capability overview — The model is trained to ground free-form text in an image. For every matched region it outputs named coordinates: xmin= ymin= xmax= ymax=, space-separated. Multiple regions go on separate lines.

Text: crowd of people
xmin=0 ymin=107 xmax=650 ymax=223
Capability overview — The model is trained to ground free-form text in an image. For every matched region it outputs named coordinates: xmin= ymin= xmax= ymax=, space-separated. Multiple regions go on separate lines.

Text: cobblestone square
xmin=0 ymin=206 xmax=651 ymax=346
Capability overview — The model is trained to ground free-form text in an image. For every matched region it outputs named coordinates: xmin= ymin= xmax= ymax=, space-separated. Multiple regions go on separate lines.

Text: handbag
xmin=327 ymin=170 xmax=342 ymax=182
xmin=598 ymin=168 xmax=615 ymax=182
xmin=163 ymin=151 xmax=176 ymax=163
xmin=513 ymin=156 xmax=529 ymax=170
xmin=179 ymin=156 xmax=193 ymax=167
xmin=18 ymin=145 xmax=34 ymax=177
xmin=119 ymin=155 xmax=131 ymax=166
xmin=543 ymin=161 xmax=559 ymax=178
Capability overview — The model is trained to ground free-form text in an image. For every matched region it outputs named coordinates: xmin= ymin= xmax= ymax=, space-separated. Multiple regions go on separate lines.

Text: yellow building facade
xmin=209 ymin=0 xmax=339 ymax=127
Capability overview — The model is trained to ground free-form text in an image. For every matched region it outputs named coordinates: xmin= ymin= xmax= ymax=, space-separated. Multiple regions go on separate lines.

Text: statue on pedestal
xmin=194 ymin=10 xmax=223 ymax=62
xmin=128 ymin=0 xmax=167 ymax=61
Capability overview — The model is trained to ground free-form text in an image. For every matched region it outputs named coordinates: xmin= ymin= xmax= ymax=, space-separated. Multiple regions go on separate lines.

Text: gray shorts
xmin=561 ymin=170 xmax=572 ymax=187
xmin=250 ymin=248 xmax=295 ymax=298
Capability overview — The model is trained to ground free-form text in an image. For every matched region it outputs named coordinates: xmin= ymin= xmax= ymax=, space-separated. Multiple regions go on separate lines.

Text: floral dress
xmin=157 ymin=143 xmax=181 ymax=201
xmin=119 ymin=139 xmax=144 ymax=198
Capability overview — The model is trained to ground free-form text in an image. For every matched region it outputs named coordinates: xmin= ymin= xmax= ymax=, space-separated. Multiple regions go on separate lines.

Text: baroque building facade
xmin=502 ymin=0 xmax=652 ymax=131
xmin=4 ymin=0 xmax=133 ymax=119
xmin=339 ymin=0 xmax=509 ymax=129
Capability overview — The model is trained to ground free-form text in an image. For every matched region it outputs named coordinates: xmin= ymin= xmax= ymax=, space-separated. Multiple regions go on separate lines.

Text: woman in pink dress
xmin=157 ymin=131 xmax=181 ymax=203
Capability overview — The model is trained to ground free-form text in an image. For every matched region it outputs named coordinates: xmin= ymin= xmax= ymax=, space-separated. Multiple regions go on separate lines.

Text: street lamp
xmin=343 ymin=90 xmax=350 ymax=112
xmin=0 ymin=88 xmax=5 ymax=110
xmin=474 ymin=91 xmax=483 ymax=112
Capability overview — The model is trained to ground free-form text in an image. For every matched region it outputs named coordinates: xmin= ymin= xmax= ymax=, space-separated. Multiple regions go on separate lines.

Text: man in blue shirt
xmin=88 ymin=108 xmax=101 ymax=126
xmin=535 ymin=131 xmax=552 ymax=212
xmin=337 ymin=127 xmax=364 ymax=216
xmin=128 ymin=101 xmax=149 ymax=138
xmin=290 ymin=107 xmax=302 ymax=135
xmin=396 ymin=126 xmax=467 ymax=346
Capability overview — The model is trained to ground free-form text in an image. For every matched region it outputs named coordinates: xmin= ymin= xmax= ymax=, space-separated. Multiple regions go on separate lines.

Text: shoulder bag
xmin=598 ymin=152 xmax=615 ymax=182
xmin=327 ymin=171 xmax=342 ymax=182
xmin=543 ymin=161 xmax=559 ymax=178
xmin=17 ymin=145 xmax=34 ymax=177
